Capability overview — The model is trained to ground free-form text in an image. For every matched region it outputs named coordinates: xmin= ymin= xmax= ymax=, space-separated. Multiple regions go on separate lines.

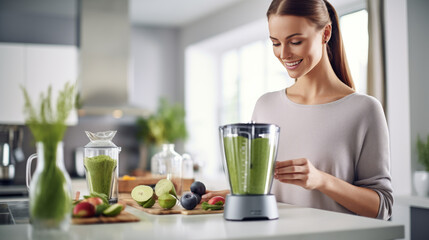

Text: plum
xmin=190 ymin=181 xmax=206 ymax=196
xmin=180 ymin=192 xmax=199 ymax=210
xmin=194 ymin=193 xmax=202 ymax=204
xmin=73 ymin=201 xmax=95 ymax=218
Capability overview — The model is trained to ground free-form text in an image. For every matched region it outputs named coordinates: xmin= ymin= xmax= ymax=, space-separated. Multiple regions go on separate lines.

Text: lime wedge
xmin=102 ymin=203 xmax=123 ymax=217
xmin=95 ymin=204 xmax=110 ymax=216
xmin=155 ymin=179 xmax=177 ymax=198
xmin=141 ymin=197 xmax=156 ymax=208
xmin=158 ymin=193 xmax=177 ymax=209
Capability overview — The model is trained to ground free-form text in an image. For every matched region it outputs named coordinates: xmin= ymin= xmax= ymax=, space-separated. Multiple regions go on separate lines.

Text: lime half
xmin=131 ymin=185 xmax=154 ymax=204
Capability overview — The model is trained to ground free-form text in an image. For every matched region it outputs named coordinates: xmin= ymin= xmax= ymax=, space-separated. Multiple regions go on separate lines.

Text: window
xmin=340 ymin=9 xmax=369 ymax=93
xmin=220 ymin=40 xmax=294 ymax=124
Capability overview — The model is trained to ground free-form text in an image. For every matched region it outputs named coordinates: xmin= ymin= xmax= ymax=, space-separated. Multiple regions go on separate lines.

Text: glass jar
xmin=182 ymin=153 xmax=193 ymax=179
xmin=182 ymin=153 xmax=194 ymax=192
xmin=151 ymin=144 xmax=183 ymax=195
xmin=84 ymin=131 xmax=121 ymax=203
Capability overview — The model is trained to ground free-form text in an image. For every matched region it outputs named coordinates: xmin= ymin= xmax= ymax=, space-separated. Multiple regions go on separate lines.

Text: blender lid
xmin=84 ymin=130 xmax=119 ymax=149
xmin=219 ymin=122 xmax=280 ymax=130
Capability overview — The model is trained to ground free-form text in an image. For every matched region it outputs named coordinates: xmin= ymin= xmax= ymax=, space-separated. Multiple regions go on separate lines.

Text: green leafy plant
xmin=136 ymin=98 xmax=188 ymax=145
xmin=22 ymin=82 xmax=75 ymax=143
xmin=417 ymin=135 xmax=429 ymax=172
xmin=21 ymin=82 xmax=75 ymax=227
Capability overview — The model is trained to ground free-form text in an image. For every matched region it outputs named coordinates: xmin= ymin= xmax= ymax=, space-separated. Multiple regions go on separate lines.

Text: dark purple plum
xmin=190 ymin=181 xmax=206 ymax=196
xmin=180 ymin=192 xmax=199 ymax=210
xmin=194 ymin=193 xmax=202 ymax=204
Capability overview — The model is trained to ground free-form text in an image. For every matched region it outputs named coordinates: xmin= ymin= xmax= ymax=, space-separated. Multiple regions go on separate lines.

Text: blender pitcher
xmin=84 ymin=130 xmax=121 ymax=203
xmin=219 ymin=123 xmax=280 ymax=220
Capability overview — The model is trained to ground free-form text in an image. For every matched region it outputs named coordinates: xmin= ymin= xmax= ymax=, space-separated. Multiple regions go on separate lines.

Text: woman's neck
xmin=287 ymin=51 xmax=354 ymax=105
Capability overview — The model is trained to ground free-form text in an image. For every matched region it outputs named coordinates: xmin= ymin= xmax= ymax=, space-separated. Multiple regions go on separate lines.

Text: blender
xmin=219 ymin=123 xmax=279 ymax=221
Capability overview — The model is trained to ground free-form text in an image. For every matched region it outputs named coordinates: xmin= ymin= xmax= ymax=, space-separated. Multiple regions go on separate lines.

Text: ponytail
xmin=323 ymin=0 xmax=355 ymax=89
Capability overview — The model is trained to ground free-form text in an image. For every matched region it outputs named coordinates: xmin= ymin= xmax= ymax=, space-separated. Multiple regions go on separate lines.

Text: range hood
xmin=79 ymin=0 xmax=148 ymax=117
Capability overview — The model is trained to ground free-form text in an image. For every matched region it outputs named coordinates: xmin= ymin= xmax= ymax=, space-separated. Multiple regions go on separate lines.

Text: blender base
xmin=223 ymin=194 xmax=278 ymax=221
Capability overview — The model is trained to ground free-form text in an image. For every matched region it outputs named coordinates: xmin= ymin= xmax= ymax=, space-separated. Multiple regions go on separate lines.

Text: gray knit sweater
xmin=252 ymin=89 xmax=393 ymax=220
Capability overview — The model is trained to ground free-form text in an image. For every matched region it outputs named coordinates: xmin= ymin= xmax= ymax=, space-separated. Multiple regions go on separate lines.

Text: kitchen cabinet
xmin=0 ymin=43 xmax=25 ymax=124
xmin=411 ymin=207 xmax=429 ymax=240
xmin=0 ymin=42 xmax=78 ymax=125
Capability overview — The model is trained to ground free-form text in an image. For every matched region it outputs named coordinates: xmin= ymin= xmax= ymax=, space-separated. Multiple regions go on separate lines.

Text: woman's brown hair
xmin=267 ymin=0 xmax=355 ymax=89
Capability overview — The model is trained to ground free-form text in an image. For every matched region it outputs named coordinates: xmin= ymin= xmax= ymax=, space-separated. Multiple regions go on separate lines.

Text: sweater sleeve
xmin=354 ymin=97 xmax=393 ymax=220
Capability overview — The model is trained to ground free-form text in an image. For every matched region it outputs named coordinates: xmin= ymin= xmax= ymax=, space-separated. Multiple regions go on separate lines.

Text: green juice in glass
xmin=84 ymin=155 xmax=117 ymax=197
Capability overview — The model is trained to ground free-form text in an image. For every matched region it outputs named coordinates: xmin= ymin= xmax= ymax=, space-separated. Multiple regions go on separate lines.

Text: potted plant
xmin=135 ymin=98 xmax=188 ymax=173
xmin=415 ymin=135 xmax=429 ymax=197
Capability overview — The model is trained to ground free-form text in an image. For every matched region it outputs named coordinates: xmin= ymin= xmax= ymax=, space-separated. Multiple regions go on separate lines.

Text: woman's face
xmin=268 ymin=15 xmax=325 ymax=79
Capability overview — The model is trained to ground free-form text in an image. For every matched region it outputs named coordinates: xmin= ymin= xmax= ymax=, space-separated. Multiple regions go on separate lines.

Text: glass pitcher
xmin=84 ymin=130 xmax=121 ymax=203
xmin=26 ymin=141 xmax=72 ymax=230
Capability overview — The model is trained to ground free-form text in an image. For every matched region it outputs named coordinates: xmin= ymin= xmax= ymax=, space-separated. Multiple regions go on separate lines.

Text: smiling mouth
xmin=284 ymin=59 xmax=303 ymax=67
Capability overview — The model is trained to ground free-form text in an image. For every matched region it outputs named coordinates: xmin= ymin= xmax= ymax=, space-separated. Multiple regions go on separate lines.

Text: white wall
xmin=130 ymin=25 xmax=180 ymax=111
xmin=177 ymin=0 xmax=272 ymax=104
xmin=385 ymin=0 xmax=411 ymax=238
xmin=386 ymin=0 xmax=429 ymax=239
xmin=408 ymin=0 xmax=429 ymax=175
xmin=385 ymin=0 xmax=412 ymax=196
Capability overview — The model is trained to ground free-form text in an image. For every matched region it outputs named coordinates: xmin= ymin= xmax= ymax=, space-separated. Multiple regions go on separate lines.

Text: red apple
xmin=73 ymin=201 xmax=96 ymax=218
xmin=84 ymin=197 xmax=104 ymax=207
xmin=208 ymin=196 xmax=225 ymax=205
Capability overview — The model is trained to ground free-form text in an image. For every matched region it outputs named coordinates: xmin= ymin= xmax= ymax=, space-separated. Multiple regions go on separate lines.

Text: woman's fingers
xmin=274 ymin=172 xmax=308 ymax=180
xmin=274 ymin=158 xmax=323 ymax=190
xmin=201 ymin=191 xmax=214 ymax=202
xmin=201 ymin=189 xmax=230 ymax=203
xmin=275 ymin=158 xmax=307 ymax=168
xmin=275 ymin=165 xmax=309 ymax=174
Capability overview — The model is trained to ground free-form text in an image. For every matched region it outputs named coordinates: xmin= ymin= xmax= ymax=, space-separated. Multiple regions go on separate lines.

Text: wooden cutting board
xmin=72 ymin=211 xmax=140 ymax=224
xmin=120 ymin=193 xmax=224 ymax=215
xmin=118 ymin=175 xmax=194 ymax=193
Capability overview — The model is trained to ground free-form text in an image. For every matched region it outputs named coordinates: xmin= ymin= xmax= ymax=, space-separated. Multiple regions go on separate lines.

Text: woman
xmin=202 ymin=0 xmax=393 ymax=220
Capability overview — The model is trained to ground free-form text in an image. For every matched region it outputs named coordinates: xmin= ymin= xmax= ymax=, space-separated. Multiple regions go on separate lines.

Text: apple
xmin=208 ymin=196 xmax=225 ymax=205
xmin=84 ymin=197 xmax=104 ymax=207
xmin=73 ymin=201 xmax=95 ymax=218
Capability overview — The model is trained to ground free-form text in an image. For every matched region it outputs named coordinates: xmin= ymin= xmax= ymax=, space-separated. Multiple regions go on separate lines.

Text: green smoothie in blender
xmin=84 ymin=155 xmax=117 ymax=197
xmin=223 ymin=136 xmax=272 ymax=194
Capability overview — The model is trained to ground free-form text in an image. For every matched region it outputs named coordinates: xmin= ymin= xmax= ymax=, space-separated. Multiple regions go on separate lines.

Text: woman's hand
xmin=274 ymin=158 xmax=326 ymax=190
xmin=201 ymin=189 xmax=230 ymax=203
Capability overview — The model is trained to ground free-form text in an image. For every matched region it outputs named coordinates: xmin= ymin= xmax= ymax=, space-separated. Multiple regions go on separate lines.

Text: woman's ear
xmin=323 ymin=24 xmax=332 ymax=44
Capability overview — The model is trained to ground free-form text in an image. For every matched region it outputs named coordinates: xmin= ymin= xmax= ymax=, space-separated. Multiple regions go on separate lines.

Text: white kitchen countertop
xmin=0 ymin=201 xmax=404 ymax=240
xmin=395 ymin=195 xmax=429 ymax=209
